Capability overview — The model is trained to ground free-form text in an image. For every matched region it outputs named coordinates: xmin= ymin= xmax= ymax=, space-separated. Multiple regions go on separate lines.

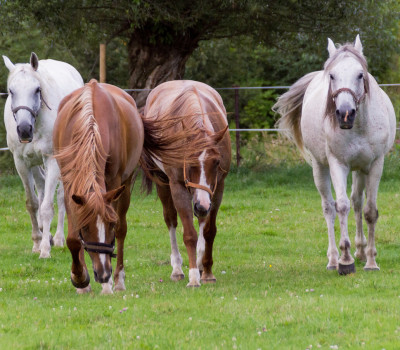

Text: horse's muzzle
xmin=194 ymin=202 xmax=211 ymax=218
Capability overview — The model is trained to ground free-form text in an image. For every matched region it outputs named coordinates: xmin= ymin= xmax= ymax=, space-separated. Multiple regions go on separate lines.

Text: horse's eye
xmin=358 ymin=73 xmax=363 ymax=80
xmin=9 ymin=89 xmax=13 ymax=96
xmin=36 ymin=87 xmax=41 ymax=94
xmin=329 ymin=74 xmax=334 ymax=81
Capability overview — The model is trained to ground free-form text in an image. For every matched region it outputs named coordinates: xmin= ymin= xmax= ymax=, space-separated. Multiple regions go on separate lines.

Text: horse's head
xmin=325 ymin=35 xmax=369 ymax=130
xmin=3 ymin=52 xmax=44 ymax=143
xmin=184 ymin=127 xmax=227 ymax=218
xmin=71 ymin=186 xmax=125 ymax=285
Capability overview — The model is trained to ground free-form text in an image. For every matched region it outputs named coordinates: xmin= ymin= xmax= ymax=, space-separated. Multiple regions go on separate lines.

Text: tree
xmin=1 ymin=0 xmax=398 ymax=108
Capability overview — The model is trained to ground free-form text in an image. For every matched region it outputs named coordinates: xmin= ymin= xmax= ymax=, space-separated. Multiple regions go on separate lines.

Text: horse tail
xmin=274 ymin=71 xmax=319 ymax=161
xmin=139 ymin=85 xmax=219 ymax=193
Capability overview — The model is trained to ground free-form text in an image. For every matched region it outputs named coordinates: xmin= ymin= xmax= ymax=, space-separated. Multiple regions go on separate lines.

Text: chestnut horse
xmin=53 ymin=80 xmax=144 ymax=294
xmin=141 ymin=80 xmax=231 ymax=287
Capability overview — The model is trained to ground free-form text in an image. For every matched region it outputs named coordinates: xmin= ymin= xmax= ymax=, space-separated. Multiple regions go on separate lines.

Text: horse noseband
xmin=79 ymin=232 xmax=117 ymax=258
xmin=331 ymin=87 xmax=365 ymax=110
xmin=11 ymin=105 xmax=38 ymax=122
xmin=11 ymin=90 xmax=52 ymax=122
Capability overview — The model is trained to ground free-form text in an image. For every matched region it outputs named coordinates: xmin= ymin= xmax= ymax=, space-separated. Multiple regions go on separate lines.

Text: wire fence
xmin=2 ymin=84 xmax=400 ymax=167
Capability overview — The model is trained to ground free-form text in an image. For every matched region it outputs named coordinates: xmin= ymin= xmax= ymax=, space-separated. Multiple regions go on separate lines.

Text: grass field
xmin=1 ymin=150 xmax=400 ymax=349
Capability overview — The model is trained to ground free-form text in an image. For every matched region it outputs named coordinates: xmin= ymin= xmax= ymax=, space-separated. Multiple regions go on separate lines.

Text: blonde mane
xmin=55 ymin=82 xmax=117 ymax=228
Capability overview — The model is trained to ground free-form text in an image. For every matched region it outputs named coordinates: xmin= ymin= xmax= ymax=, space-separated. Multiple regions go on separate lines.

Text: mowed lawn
xmin=1 ymin=154 xmax=400 ymax=349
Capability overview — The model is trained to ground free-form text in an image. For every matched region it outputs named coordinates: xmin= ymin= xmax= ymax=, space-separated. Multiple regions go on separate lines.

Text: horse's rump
xmin=140 ymin=81 xmax=229 ymax=192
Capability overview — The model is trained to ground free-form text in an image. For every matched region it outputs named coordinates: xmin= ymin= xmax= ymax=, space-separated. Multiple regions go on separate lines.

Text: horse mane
xmin=324 ymin=43 xmax=370 ymax=124
xmin=54 ymin=81 xmax=118 ymax=228
xmin=140 ymin=84 xmax=224 ymax=192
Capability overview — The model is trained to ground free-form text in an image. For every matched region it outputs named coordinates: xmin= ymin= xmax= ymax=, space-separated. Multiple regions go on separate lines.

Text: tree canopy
xmin=1 ymin=0 xmax=398 ymax=107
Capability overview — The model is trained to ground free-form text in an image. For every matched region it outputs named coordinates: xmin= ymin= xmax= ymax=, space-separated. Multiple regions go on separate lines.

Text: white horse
xmin=274 ymin=35 xmax=396 ymax=275
xmin=3 ymin=52 xmax=84 ymax=258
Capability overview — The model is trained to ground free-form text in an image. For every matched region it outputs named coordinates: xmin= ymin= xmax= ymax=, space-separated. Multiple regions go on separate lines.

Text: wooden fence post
xmin=99 ymin=43 xmax=106 ymax=83
xmin=234 ymin=86 xmax=241 ymax=167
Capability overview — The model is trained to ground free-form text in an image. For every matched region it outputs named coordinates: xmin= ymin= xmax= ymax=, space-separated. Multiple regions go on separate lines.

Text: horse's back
xmin=38 ymin=59 xmax=83 ymax=97
xmin=144 ymin=80 xmax=228 ymax=134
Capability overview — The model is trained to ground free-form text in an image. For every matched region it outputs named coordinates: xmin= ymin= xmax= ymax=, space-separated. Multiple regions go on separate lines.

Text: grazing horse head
xmin=184 ymin=127 xmax=228 ymax=218
xmin=325 ymin=35 xmax=369 ymax=129
xmin=3 ymin=52 xmax=50 ymax=143
xmin=71 ymin=186 xmax=125 ymax=285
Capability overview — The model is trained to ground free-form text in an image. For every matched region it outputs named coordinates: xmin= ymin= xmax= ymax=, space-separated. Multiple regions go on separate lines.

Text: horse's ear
xmin=354 ymin=34 xmax=363 ymax=54
xmin=3 ymin=55 xmax=15 ymax=71
xmin=327 ymin=38 xmax=336 ymax=57
xmin=72 ymin=194 xmax=86 ymax=206
xmin=103 ymin=185 xmax=125 ymax=203
xmin=213 ymin=125 xmax=228 ymax=145
xmin=30 ymin=52 xmax=39 ymax=71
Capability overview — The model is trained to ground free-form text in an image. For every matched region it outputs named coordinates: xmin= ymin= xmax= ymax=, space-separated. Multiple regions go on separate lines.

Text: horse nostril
xmin=350 ymin=109 xmax=356 ymax=117
xmin=335 ymin=109 xmax=340 ymax=117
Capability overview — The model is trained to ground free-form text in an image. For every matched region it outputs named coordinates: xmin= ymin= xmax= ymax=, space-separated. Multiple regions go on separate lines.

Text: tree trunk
xmin=127 ymin=29 xmax=200 ymax=109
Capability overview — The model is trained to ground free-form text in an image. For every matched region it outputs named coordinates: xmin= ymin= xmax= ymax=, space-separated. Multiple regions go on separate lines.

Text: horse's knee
xmin=183 ymin=232 xmax=197 ymax=248
xmin=335 ymin=198 xmax=350 ymax=216
xmin=26 ymin=197 xmax=39 ymax=213
xmin=40 ymin=201 xmax=54 ymax=220
xmin=364 ymin=206 xmax=378 ymax=224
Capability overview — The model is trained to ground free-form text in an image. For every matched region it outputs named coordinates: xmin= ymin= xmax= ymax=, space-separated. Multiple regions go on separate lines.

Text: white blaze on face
xmin=96 ymin=215 xmax=106 ymax=269
xmin=195 ymin=150 xmax=211 ymax=210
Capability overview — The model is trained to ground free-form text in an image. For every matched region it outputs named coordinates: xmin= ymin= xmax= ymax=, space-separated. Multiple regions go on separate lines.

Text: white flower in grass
xmin=188 ymin=317 xmax=192 ymax=321
xmin=136 ymin=294 xmax=139 ymax=298
xmin=136 ymin=336 xmax=140 ymax=340
xmin=330 ymin=346 xmax=338 ymax=349
xmin=109 ymin=306 xmax=112 ymax=309
xmin=73 ymin=307 xmax=77 ymax=311
xmin=0 ymin=288 xmax=2 ymax=292
xmin=232 ymin=337 xmax=236 ymax=342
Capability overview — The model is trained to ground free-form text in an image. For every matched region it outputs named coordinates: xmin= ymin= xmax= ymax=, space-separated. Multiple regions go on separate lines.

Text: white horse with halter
xmin=3 ymin=52 xmax=84 ymax=258
xmin=275 ymin=36 xmax=396 ymax=274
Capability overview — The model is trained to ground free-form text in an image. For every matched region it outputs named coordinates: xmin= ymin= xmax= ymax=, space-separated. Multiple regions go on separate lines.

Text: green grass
xmin=1 ymin=157 xmax=400 ymax=349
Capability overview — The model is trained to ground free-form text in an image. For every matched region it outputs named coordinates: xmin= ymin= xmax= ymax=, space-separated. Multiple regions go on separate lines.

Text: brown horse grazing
xmin=141 ymin=80 xmax=231 ymax=287
xmin=53 ymin=79 xmax=144 ymax=294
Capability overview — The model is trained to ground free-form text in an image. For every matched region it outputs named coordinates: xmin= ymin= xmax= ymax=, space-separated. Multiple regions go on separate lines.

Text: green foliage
xmin=2 ymin=153 xmax=400 ymax=348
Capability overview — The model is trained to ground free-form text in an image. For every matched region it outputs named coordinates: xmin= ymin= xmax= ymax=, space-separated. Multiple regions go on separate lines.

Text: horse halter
xmin=183 ymin=158 xmax=227 ymax=197
xmin=331 ymin=87 xmax=365 ymax=110
xmin=11 ymin=90 xmax=52 ymax=122
xmin=79 ymin=231 xmax=117 ymax=258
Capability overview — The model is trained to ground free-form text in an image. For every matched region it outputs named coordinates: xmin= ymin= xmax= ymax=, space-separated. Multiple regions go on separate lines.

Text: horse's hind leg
xmin=14 ymin=158 xmax=42 ymax=252
xmin=351 ymin=171 xmax=367 ymax=261
xmin=363 ymin=157 xmax=384 ymax=271
xmin=312 ymin=162 xmax=339 ymax=270
xmin=156 ymin=184 xmax=184 ymax=281
xmin=113 ymin=183 xmax=132 ymax=292
xmin=32 ymin=166 xmax=45 ymax=232
xmin=53 ymin=182 xmax=65 ymax=247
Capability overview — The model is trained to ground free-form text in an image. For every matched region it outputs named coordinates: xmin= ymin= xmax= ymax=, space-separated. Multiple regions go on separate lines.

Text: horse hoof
xmin=186 ymin=280 xmax=201 ymax=288
xmin=39 ymin=251 xmax=51 ymax=259
xmin=201 ymin=277 xmax=217 ymax=284
xmin=338 ymin=262 xmax=356 ymax=275
xmin=326 ymin=265 xmax=337 ymax=271
xmin=76 ymin=285 xmax=91 ymax=294
xmin=364 ymin=266 xmax=380 ymax=271
xmin=71 ymin=273 xmax=90 ymax=289
xmin=171 ymin=273 xmax=185 ymax=281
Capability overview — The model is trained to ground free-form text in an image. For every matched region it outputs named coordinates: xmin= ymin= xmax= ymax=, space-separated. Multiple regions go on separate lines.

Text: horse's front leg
xmin=312 ymin=162 xmax=338 ymax=270
xmin=363 ymin=157 xmax=384 ymax=271
xmin=67 ymin=235 xmax=91 ymax=293
xmin=329 ymin=159 xmax=355 ymax=275
xmin=170 ymin=182 xmax=200 ymax=287
xmin=39 ymin=157 xmax=61 ymax=258
xmin=199 ymin=179 xmax=225 ymax=283
xmin=351 ymin=171 xmax=367 ymax=261
xmin=14 ymin=157 xmax=42 ymax=252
